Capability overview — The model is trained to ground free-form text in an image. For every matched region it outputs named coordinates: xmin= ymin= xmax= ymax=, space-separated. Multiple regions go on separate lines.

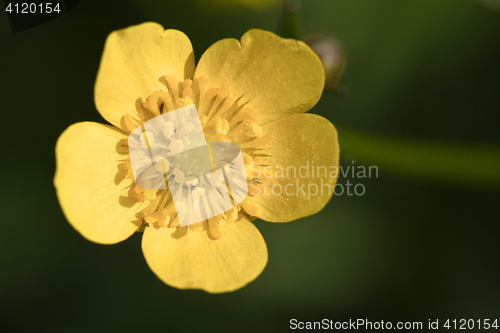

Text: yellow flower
xmin=54 ymin=22 xmax=339 ymax=293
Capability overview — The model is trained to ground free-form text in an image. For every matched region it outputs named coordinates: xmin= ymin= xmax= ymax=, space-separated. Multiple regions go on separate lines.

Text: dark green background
xmin=1 ymin=0 xmax=499 ymax=332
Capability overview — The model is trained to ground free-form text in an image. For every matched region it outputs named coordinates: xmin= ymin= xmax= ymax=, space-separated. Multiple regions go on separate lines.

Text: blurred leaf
xmin=339 ymin=127 xmax=500 ymax=189
xmin=196 ymin=0 xmax=283 ymax=11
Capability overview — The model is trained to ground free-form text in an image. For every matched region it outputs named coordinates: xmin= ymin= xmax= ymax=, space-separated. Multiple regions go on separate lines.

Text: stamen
xmin=122 ymin=113 xmax=137 ymax=133
xmin=143 ymin=91 xmax=169 ymax=117
xmin=200 ymin=88 xmax=219 ymax=115
xmin=194 ymin=76 xmax=210 ymax=108
xmin=229 ymin=107 xmax=256 ymax=126
xmin=119 ymin=76 xmax=271 ymax=239
xmin=182 ymin=79 xmax=193 ymax=98
xmin=230 ymin=121 xmax=263 ymax=139
xmin=163 ymin=74 xmax=179 ymax=99
xmin=214 ymin=115 xmax=230 ymax=136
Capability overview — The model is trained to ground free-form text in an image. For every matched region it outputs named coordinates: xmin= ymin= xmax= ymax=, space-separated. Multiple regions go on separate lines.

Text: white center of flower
xmin=128 ymin=104 xmax=248 ymax=227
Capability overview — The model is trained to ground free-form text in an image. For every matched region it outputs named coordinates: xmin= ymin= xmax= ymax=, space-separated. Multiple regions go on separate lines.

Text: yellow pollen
xmin=114 ymin=75 xmax=273 ymax=239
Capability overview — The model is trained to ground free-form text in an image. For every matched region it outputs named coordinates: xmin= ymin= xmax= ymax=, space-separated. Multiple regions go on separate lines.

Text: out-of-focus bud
xmin=305 ymin=35 xmax=347 ymax=90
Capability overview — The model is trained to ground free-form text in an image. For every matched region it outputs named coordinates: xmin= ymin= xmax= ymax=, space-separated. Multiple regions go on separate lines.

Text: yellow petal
xmin=194 ymin=29 xmax=325 ymax=124
xmin=142 ymin=216 xmax=268 ymax=293
xmin=242 ymin=114 xmax=339 ymax=222
xmin=95 ymin=22 xmax=195 ymax=130
xmin=54 ymin=122 xmax=143 ymax=244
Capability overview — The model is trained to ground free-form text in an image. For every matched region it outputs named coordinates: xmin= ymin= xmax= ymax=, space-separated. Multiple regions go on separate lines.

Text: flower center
xmin=115 ymin=75 xmax=272 ymax=239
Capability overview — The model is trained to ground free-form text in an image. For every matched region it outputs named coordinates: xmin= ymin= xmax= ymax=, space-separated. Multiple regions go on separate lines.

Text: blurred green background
xmin=1 ymin=0 xmax=500 ymax=331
